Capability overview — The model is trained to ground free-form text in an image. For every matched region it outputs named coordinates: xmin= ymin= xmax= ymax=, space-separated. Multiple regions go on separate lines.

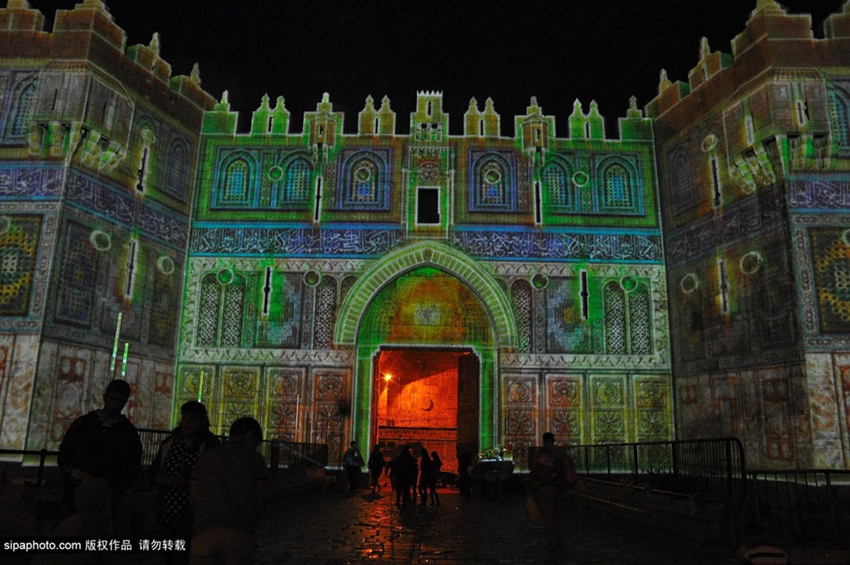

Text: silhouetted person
xmin=390 ymin=445 xmax=414 ymax=506
xmin=429 ymin=451 xmax=442 ymax=506
xmin=58 ymin=379 xmax=142 ymax=516
xmin=150 ymin=401 xmax=219 ymax=565
xmin=418 ymin=448 xmax=433 ymax=507
xmin=528 ymin=432 xmax=576 ymax=561
xmin=189 ymin=417 xmax=269 ymax=565
xmin=343 ymin=440 xmax=365 ymax=492
xmin=367 ymin=444 xmax=385 ymax=493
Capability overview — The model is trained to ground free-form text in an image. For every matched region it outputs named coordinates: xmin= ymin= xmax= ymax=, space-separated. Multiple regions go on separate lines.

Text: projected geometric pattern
xmin=811 ymin=227 xmax=850 ymax=334
xmin=0 ymin=215 xmax=40 ymax=315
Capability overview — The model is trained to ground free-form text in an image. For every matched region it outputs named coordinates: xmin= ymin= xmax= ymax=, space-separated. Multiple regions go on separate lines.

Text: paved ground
xmin=4 ymin=476 xmax=848 ymax=564
xmin=255 ymin=484 xmax=732 ymax=565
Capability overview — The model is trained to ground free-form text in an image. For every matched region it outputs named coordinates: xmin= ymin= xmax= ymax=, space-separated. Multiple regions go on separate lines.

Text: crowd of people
xmin=48 ymin=378 xmax=792 ymax=565
xmin=52 ymin=379 xmax=463 ymax=564
xmin=55 ymin=380 xmax=268 ymax=565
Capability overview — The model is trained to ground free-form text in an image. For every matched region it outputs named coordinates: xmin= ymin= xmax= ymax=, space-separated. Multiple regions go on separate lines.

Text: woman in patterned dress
xmin=149 ymin=401 xmax=219 ymax=564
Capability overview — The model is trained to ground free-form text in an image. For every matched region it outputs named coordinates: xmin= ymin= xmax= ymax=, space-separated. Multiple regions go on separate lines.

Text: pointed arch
xmin=334 ymin=241 xmax=517 ymax=347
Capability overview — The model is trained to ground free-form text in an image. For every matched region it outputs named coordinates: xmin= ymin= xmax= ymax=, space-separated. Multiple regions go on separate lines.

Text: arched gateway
xmin=335 ymin=241 xmax=517 ymax=466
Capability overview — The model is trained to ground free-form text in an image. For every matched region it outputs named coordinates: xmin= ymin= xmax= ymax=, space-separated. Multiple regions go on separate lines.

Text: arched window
xmin=670 ymin=148 xmax=696 ymax=212
xmin=602 ymin=163 xmax=632 ymax=208
xmin=281 ymin=157 xmax=311 ymax=203
xmin=349 ymin=158 xmax=378 ymax=204
xmin=225 ymin=160 xmax=249 ymax=201
xmin=337 ymin=149 xmax=391 ymax=210
xmin=165 ymin=141 xmax=189 ymax=200
xmin=543 ymin=160 xmax=573 ymax=210
xmin=479 ymin=160 xmax=507 ymax=206
xmin=8 ymin=81 xmax=36 ymax=139
xmin=215 ymin=153 xmax=257 ymax=207
xmin=469 ymin=152 xmax=515 ymax=211
xmin=604 ymin=279 xmax=653 ymax=355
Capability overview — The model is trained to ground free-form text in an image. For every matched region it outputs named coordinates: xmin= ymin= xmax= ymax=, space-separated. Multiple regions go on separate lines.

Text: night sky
xmin=30 ymin=0 xmax=848 ymax=135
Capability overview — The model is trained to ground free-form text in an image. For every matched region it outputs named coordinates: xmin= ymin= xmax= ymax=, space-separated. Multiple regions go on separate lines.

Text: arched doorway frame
xmin=334 ymin=241 xmax=518 ymax=454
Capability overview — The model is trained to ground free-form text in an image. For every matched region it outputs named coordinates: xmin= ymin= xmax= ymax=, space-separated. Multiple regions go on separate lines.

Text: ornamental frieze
xmin=0 ymin=165 xmax=64 ymax=198
xmin=65 ymin=172 xmax=189 ymax=248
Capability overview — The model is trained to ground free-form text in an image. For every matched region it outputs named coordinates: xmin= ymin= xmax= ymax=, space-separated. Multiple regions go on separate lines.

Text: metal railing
xmin=137 ymin=429 xmax=329 ymax=472
xmin=746 ymin=469 xmax=850 ymax=544
xmin=0 ymin=448 xmax=59 ymax=487
xmin=568 ymin=437 xmax=747 ymax=505
xmin=0 ymin=431 xmax=329 ymax=488
xmin=263 ymin=440 xmax=329 ymax=471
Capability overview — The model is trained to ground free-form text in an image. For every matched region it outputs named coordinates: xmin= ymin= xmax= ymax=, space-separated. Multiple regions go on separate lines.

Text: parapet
xmin=0 ymin=0 xmax=215 ymax=114
xmin=203 ymin=91 xmax=653 ymax=143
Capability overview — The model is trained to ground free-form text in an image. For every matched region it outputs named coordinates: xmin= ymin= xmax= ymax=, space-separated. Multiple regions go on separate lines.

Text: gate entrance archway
xmin=372 ymin=347 xmax=479 ymax=473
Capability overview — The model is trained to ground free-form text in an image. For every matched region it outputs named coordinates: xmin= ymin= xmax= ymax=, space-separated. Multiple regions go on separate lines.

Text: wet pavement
xmin=255 ymin=484 xmax=731 ymax=565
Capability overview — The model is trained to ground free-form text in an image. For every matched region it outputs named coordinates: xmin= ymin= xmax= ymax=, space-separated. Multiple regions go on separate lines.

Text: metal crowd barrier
xmin=137 ymin=428 xmax=329 ymax=472
xmin=567 ymin=437 xmax=747 ymax=505
xmin=745 ymin=468 xmax=850 ymax=544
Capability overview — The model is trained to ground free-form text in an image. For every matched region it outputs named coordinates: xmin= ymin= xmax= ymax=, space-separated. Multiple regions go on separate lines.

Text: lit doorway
xmin=373 ymin=347 xmax=479 ymax=473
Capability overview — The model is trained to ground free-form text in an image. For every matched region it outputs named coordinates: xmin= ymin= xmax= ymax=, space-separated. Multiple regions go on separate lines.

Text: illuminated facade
xmin=178 ymin=91 xmax=668 ymax=469
xmin=649 ymin=0 xmax=850 ymax=469
xmin=0 ymin=0 xmax=848 ymax=470
xmin=0 ymin=1 xmax=215 ymax=452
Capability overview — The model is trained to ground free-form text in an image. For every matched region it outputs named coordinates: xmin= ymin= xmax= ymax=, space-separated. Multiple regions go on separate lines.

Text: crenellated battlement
xmin=647 ymin=1 xmax=850 ymax=120
xmin=0 ymin=0 xmax=215 ymax=116
xmin=204 ymin=90 xmax=653 ymax=142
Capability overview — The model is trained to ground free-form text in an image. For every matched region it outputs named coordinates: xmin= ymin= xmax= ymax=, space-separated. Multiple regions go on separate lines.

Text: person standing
xmin=189 ymin=417 xmax=269 ymax=565
xmin=58 ymin=379 xmax=143 ymax=515
xmin=429 ymin=451 xmax=442 ymax=506
xmin=528 ymin=432 xmax=576 ymax=561
xmin=343 ymin=440 xmax=365 ymax=493
xmin=389 ymin=445 xmax=413 ymax=506
xmin=417 ymin=448 xmax=433 ymax=508
xmin=367 ymin=444 xmax=385 ymax=493
xmin=149 ymin=401 xmax=219 ymax=564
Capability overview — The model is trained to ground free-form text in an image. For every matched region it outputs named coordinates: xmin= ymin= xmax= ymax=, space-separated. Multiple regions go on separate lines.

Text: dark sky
xmin=33 ymin=0 xmax=848 ymax=135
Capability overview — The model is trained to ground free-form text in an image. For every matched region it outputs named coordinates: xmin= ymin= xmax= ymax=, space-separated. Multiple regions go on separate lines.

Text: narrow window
xmin=796 ymin=100 xmax=808 ymax=125
xmin=427 ymin=101 xmax=433 ymax=116
xmin=710 ymin=156 xmax=721 ymax=207
xmin=374 ymin=117 xmax=379 ymax=134
xmin=745 ymin=116 xmax=755 ymax=146
xmin=136 ymin=146 xmax=149 ymax=193
xmin=267 ymin=116 xmax=274 ymax=132
xmin=313 ymin=176 xmax=323 ymax=223
xmin=584 ymin=122 xmax=590 ymax=138
xmin=479 ymin=120 xmax=485 ymax=137
xmin=417 ymin=187 xmax=440 ymax=224
xmin=580 ymin=270 xmax=589 ymax=320
xmin=718 ymin=259 xmax=729 ymax=315
xmin=535 ymin=127 xmax=541 ymax=143
xmin=534 ymin=181 xmax=542 ymax=225
xmin=262 ymin=266 xmax=272 ymax=316
xmin=125 ymin=239 xmax=138 ymax=300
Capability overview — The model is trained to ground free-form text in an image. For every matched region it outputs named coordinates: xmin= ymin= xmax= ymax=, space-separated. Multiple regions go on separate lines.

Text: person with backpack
xmin=343 ymin=441 xmax=365 ymax=493
xmin=527 ymin=432 xmax=577 ymax=560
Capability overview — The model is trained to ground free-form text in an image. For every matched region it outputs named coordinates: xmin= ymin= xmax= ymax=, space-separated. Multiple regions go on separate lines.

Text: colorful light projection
xmin=355 ymin=266 xmax=494 ymax=455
